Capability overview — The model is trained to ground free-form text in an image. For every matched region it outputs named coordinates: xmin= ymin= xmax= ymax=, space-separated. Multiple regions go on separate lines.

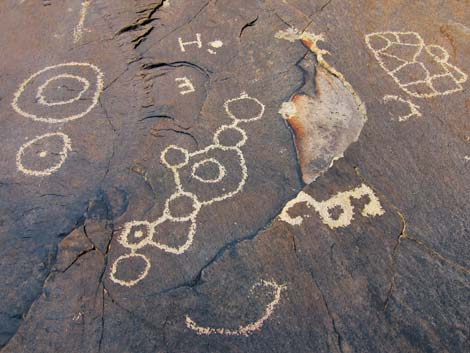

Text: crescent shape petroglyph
xmin=185 ymin=280 xmax=286 ymax=337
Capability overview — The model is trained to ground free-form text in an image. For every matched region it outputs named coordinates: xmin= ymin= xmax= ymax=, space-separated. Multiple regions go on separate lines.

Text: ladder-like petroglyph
xmin=365 ymin=31 xmax=467 ymax=98
xmin=110 ymin=92 xmax=266 ymax=287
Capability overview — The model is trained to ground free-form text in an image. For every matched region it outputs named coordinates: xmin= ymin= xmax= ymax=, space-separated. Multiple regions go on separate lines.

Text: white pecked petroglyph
xmin=110 ymin=92 xmax=265 ymax=287
xmin=16 ymin=132 xmax=72 ymax=177
xmin=36 ymin=74 xmax=90 ymax=106
xmin=178 ymin=33 xmax=224 ymax=54
xmin=12 ymin=62 xmax=104 ymax=124
xmin=175 ymin=77 xmax=196 ymax=95
xmin=185 ymin=280 xmax=286 ymax=337
xmin=73 ymin=0 xmax=91 ymax=43
xmin=178 ymin=33 xmax=203 ymax=52
xmin=383 ymin=95 xmax=422 ymax=122
xmin=280 ymin=184 xmax=384 ymax=229
xmin=365 ymin=31 xmax=467 ymax=98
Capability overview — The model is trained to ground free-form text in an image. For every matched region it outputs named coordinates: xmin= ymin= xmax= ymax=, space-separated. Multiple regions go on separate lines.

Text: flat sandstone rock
xmin=0 ymin=1 xmax=468 ymax=352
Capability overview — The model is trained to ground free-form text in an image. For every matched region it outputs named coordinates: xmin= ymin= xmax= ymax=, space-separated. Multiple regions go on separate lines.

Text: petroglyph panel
xmin=2 ymin=1 xmax=469 ymax=352
xmin=109 ymin=92 xmax=266 ymax=287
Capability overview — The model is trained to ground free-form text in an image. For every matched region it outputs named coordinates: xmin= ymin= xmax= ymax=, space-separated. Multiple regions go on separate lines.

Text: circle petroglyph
xmin=16 ymin=132 xmax=72 ymax=177
xmin=164 ymin=191 xmax=201 ymax=222
xmin=191 ymin=158 xmax=227 ymax=183
xmin=213 ymin=125 xmax=247 ymax=148
xmin=36 ymin=74 xmax=90 ymax=106
xmin=224 ymin=92 xmax=265 ymax=122
xmin=161 ymin=145 xmax=190 ymax=169
xmin=109 ymin=253 xmax=151 ymax=287
xmin=12 ymin=62 xmax=104 ymax=123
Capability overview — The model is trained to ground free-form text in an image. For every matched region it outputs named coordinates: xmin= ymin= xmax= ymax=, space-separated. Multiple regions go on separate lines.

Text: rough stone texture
xmin=0 ymin=0 xmax=469 ymax=352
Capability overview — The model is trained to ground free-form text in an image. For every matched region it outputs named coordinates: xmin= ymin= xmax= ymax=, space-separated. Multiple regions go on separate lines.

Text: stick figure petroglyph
xmin=110 ymin=92 xmax=265 ymax=287
xmin=365 ymin=31 xmax=467 ymax=98
xmin=280 ymin=184 xmax=385 ymax=229
xmin=185 ymin=280 xmax=286 ymax=337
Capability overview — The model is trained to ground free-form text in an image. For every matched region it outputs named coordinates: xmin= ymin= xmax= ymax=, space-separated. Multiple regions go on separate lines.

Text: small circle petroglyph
xmin=16 ymin=132 xmax=72 ymax=177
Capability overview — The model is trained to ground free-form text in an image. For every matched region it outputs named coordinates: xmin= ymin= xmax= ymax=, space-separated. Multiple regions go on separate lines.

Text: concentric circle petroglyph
xmin=118 ymin=221 xmax=154 ymax=251
xmin=12 ymin=62 xmax=104 ymax=123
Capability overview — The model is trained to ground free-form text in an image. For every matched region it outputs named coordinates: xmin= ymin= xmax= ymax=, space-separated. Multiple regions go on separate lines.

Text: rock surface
xmin=0 ymin=0 xmax=468 ymax=352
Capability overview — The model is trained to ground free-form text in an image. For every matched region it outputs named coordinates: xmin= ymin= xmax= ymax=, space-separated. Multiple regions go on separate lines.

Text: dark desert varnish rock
xmin=0 ymin=0 xmax=468 ymax=352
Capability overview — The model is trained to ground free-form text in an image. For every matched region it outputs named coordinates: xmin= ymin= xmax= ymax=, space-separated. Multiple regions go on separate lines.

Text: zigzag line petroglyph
xmin=185 ymin=280 xmax=286 ymax=337
xmin=12 ymin=62 xmax=104 ymax=124
xmin=383 ymin=95 xmax=422 ymax=122
xmin=16 ymin=132 xmax=72 ymax=177
xmin=110 ymin=92 xmax=265 ymax=287
xmin=365 ymin=31 xmax=467 ymax=98
xmin=280 ymin=184 xmax=385 ymax=229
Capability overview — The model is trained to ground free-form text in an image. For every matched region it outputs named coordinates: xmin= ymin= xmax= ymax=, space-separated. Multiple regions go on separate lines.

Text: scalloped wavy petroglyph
xmin=280 ymin=184 xmax=385 ymax=229
xmin=110 ymin=92 xmax=266 ymax=287
xmin=365 ymin=31 xmax=467 ymax=98
xmin=185 ymin=280 xmax=286 ymax=337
